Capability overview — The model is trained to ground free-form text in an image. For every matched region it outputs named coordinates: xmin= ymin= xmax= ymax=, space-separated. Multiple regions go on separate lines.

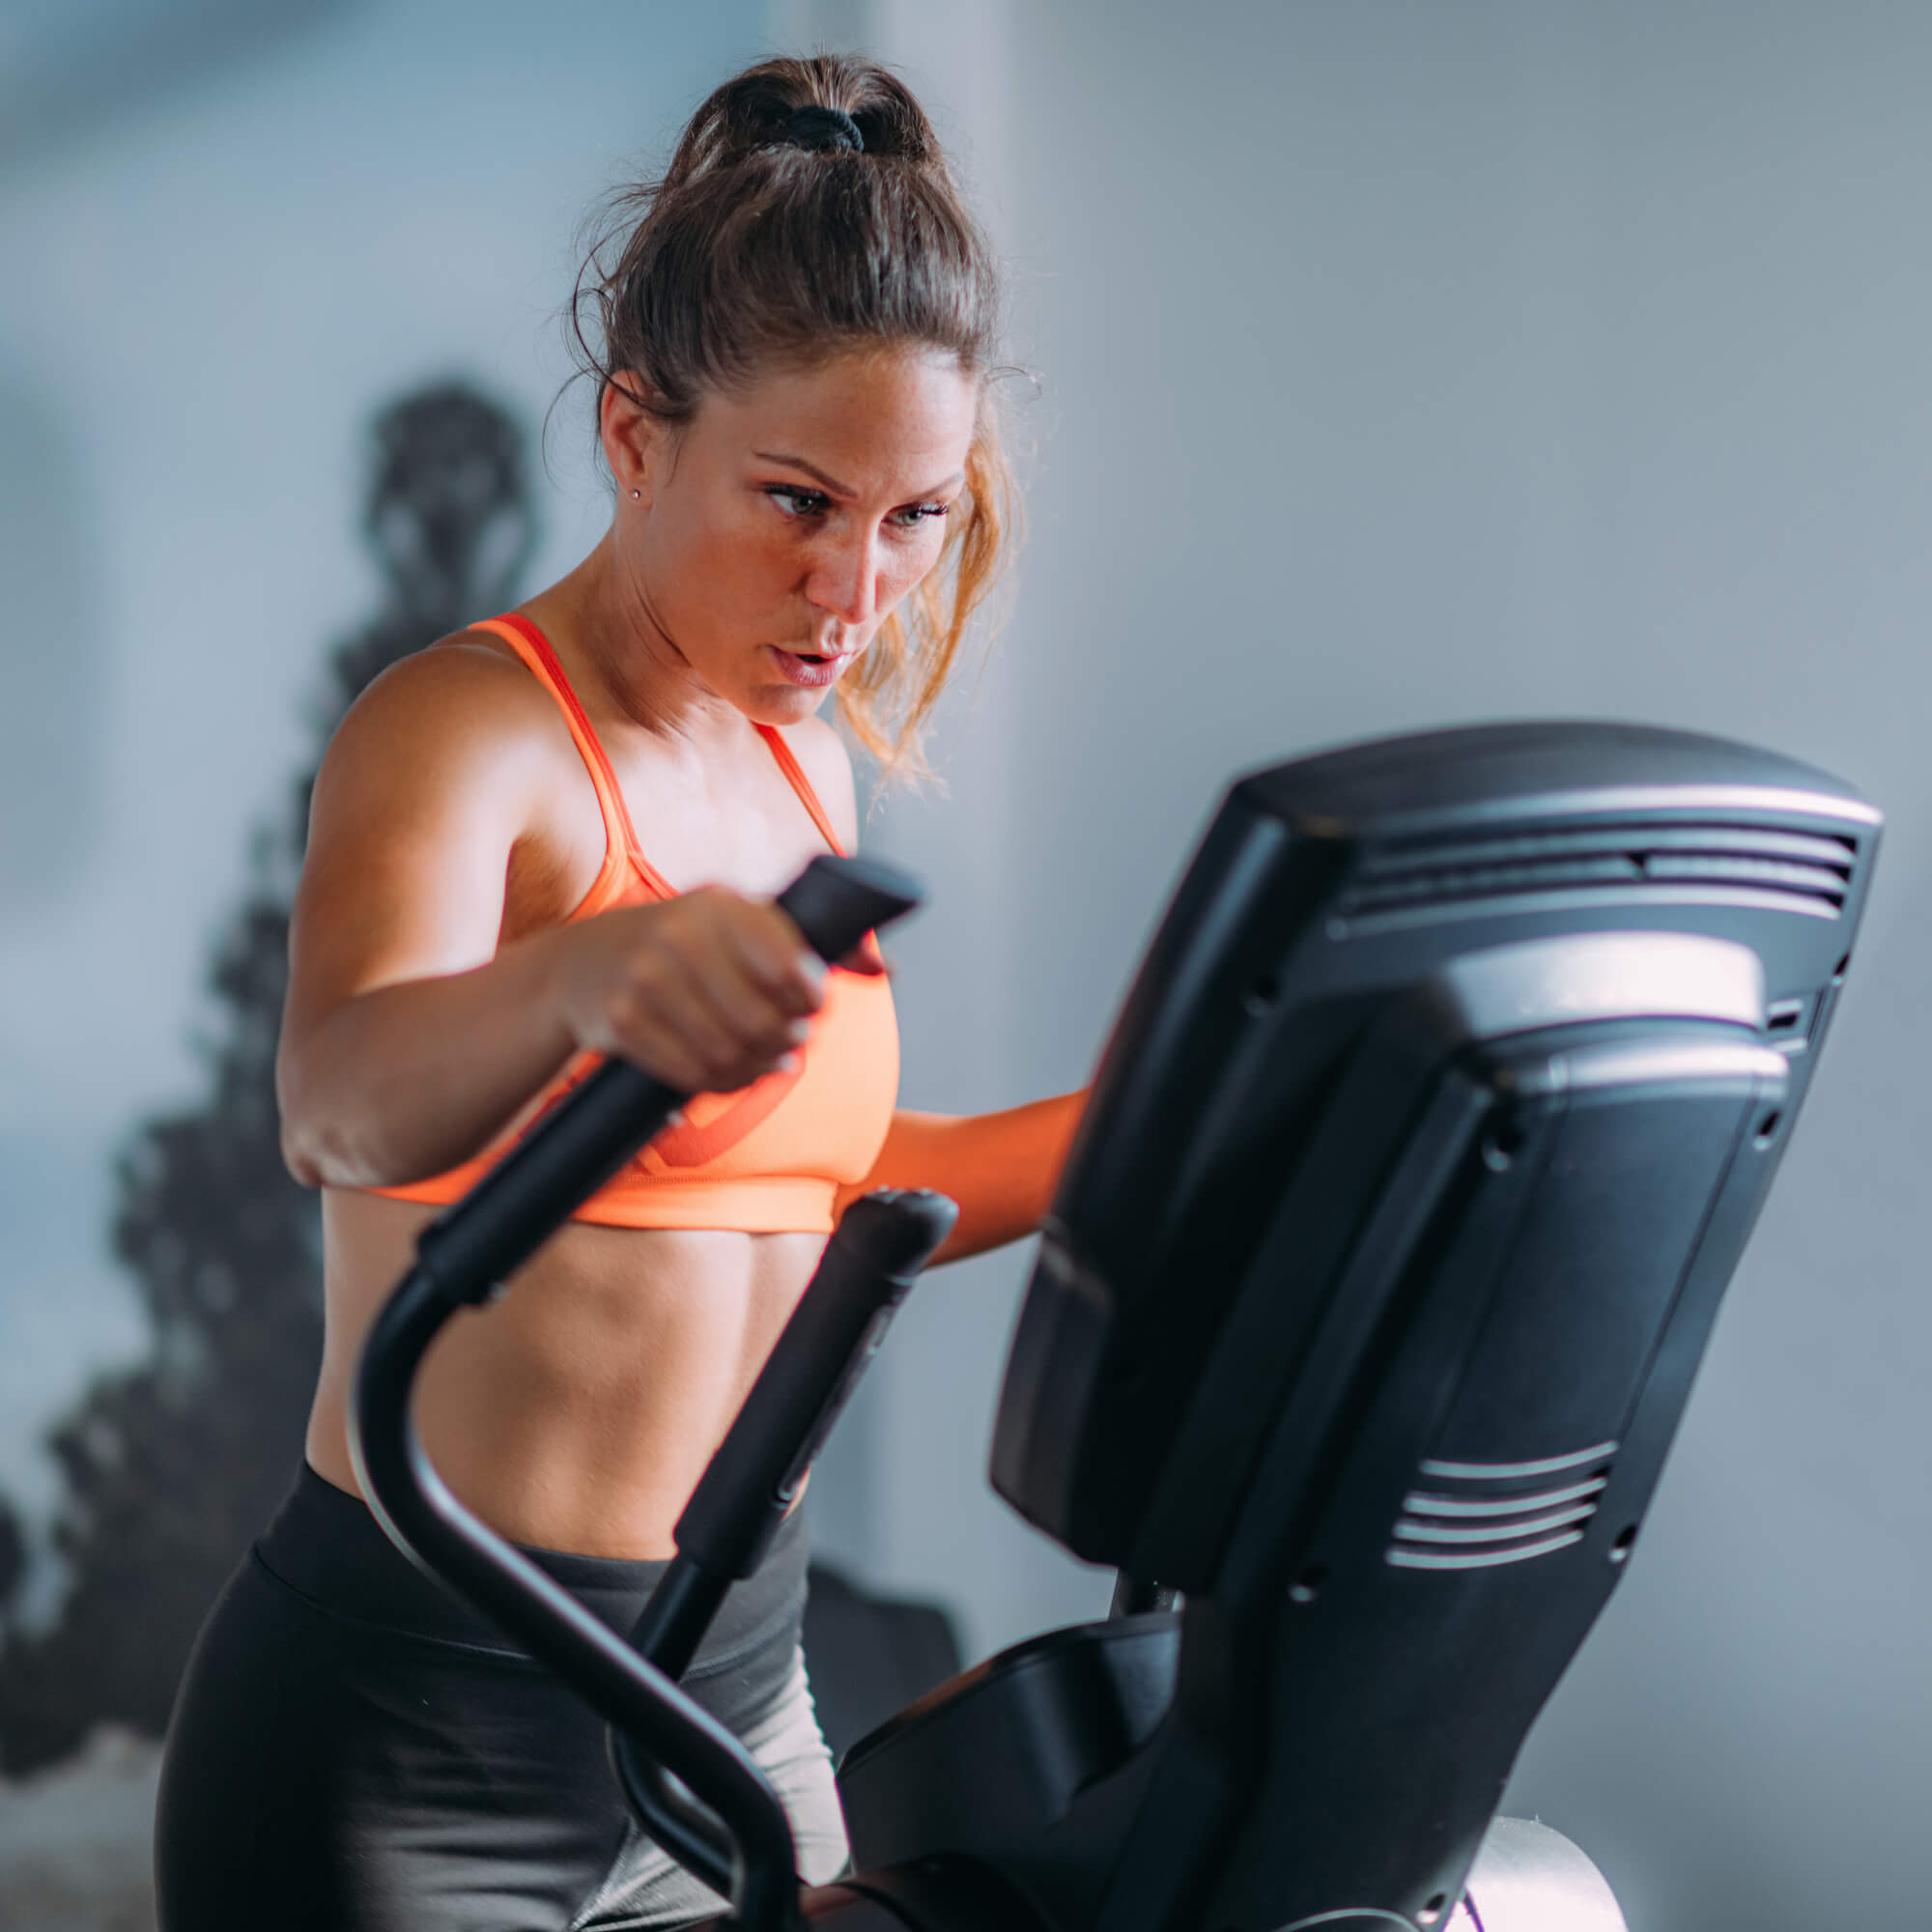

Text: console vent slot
xmin=1344 ymin=824 xmax=1855 ymax=924
xmin=1387 ymin=1441 xmax=1616 ymax=1572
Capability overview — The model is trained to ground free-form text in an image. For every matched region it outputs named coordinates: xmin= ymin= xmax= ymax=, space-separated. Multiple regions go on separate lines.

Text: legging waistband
xmin=256 ymin=1463 xmax=808 ymax=1681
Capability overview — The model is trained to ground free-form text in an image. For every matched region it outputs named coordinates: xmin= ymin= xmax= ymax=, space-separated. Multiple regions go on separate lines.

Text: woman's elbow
xmin=277 ymin=1093 xmax=355 ymax=1191
xmin=275 ymin=1048 xmax=367 ymax=1190
xmin=280 ymin=1130 xmax=325 ymax=1190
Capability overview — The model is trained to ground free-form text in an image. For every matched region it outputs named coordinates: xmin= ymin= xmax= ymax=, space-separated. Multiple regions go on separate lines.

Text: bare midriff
xmin=305 ymin=1187 xmax=826 ymax=1558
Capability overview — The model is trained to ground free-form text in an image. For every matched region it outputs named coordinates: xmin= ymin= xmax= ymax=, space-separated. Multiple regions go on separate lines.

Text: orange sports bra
xmin=366 ymin=613 xmax=899 ymax=1235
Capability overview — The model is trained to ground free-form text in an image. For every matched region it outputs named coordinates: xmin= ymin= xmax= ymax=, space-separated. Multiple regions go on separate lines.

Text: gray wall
xmin=844 ymin=5 xmax=1932 ymax=1928
xmin=4 ymin=3 xmax=1931 ymax=1928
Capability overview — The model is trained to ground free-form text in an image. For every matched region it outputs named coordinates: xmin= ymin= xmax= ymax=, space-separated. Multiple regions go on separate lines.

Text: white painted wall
xmin=791 ymin=4 xmax=1932 ymax=1928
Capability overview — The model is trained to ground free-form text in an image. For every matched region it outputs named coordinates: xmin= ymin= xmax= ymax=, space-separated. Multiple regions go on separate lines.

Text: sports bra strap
xmin=756 ymin=724 xmax=847 ymax=858
xmin=477 ymin=612 xmax=847 ymax=889
xmin=477 ymin=614 xmax=669 ymax=893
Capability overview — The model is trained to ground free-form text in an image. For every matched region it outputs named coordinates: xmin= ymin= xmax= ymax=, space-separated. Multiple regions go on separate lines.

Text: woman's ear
xmin=600 ymin=374 xmax=668 ymax=506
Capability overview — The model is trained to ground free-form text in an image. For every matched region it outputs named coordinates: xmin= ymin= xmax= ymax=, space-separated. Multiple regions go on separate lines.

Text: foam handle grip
xmin=675 ymin=1188 xmax=959 ymax=1579
xmin=413 ymin=855 xmax=923 ymax=1302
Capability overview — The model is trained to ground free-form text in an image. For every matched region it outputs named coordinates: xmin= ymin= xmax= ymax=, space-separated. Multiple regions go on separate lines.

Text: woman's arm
xmin=277 ymin=641 xmax=827 ymax=1190
xmin=834 ymin=1091 xmax=1089 ymax=1265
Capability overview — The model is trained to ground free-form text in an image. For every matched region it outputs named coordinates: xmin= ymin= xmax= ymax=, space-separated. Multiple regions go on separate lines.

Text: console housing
xmin=844 ymin=721 xmax=1878 ymax=1932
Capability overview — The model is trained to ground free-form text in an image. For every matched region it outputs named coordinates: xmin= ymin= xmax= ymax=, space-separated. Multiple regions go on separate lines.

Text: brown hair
xmin=569 ymin=54 xmax=1017 ymax=777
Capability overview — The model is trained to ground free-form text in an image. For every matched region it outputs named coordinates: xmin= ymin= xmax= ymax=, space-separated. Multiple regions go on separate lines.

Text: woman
xmin=155 ymin=53 xmax=1084 ymax=1932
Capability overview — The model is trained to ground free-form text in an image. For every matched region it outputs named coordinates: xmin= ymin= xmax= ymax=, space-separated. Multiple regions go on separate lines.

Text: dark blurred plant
xmin=0 ymin=382 xmax=536 ymax=1773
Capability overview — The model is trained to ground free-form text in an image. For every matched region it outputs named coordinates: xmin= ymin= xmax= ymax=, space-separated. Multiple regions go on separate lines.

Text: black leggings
xmin=154 ymin=1464 xmax=825 ymax=1931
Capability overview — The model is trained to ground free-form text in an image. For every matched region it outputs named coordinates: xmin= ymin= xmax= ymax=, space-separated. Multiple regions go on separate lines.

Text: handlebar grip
xmin=675 ymin=1188 xmax=959 ymax=1580
xmin=413 ymin=855 xmax=923 ymax=1304
xmin=774 ymin=854 xmax=923 ymax=963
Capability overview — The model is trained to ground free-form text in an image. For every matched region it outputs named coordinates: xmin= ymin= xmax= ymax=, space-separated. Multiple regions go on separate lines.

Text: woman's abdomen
xmin=308 ymin=1188 xmax=827 ymax=1556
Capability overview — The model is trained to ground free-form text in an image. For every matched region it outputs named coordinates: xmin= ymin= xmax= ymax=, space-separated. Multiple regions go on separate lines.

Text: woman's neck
xmin=522 ymin=535 xmax=747 ymax=756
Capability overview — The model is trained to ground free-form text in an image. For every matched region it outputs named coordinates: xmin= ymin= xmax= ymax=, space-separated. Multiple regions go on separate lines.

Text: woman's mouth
xmin=769 ymin=645 xmax=851 ymax=689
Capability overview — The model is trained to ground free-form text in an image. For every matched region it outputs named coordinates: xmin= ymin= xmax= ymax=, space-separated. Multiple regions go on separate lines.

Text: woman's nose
xmin=807 ymin=527 xmax=881 ymax=630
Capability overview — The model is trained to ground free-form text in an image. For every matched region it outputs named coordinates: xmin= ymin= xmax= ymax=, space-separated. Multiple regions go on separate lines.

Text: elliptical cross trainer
xmin=351 ymin=720 xmax=1879 ymax=1932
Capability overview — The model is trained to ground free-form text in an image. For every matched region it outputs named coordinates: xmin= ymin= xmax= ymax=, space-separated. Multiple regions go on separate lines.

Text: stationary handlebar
xmin=614 ymin=1184 xmax=957 ymax=1897
xmin=347 ymin=855 xmax=926 ymax=1932
xmin=679 ymin=1187 xmax=960 ymax=1586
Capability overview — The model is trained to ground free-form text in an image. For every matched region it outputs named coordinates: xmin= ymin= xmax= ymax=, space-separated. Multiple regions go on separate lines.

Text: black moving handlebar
xmin=348 ymin=855 xmax=927 ymax=1932
xmin=410 ymin=855 xmax=925 ymax=1301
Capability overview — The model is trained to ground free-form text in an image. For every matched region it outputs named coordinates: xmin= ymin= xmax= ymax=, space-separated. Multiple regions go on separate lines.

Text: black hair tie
xmin=784 ymin=104 xmax=864 ymax=154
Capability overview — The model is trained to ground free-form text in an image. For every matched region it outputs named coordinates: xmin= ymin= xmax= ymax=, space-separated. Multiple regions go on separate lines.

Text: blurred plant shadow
xmin=0 ymin=378 xmax=536 ymax=1776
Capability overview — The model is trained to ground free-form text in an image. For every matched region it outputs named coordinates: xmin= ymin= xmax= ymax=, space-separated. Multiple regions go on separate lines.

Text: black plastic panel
xmin=841 ymin=1616 xmax=1179 ymax=1867
xmin=937 ymin=721 xmax=1880 ymax=1931
xmin=991 ymin=722 xmax=1875 ymax=1575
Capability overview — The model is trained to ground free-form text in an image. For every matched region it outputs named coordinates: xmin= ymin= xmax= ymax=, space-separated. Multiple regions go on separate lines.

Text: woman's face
xmin=606 ymin=345 xmax=980 ymax=724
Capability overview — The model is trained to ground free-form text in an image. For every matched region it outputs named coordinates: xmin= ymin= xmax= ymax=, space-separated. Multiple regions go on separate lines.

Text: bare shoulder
xmin=779 ymin=713 xmax=862 ymax=854
xmin=314 ymin=630 xmax=566 ymax=818
xmin=328 ymin=628 xmax=552 ymax=755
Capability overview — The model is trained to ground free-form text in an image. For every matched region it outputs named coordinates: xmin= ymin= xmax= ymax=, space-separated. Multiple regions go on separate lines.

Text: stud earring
xmin=631 ymin=488 xmax=640 ymax=499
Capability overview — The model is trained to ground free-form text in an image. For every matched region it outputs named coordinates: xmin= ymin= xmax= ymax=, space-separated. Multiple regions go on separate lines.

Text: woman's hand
xmin=554 ymin=888 xmax=831 ymax=1096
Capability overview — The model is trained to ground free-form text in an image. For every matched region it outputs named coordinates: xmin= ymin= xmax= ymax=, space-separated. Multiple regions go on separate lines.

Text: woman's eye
xmin=767 ymin=485 xmax=831 ymax=518
xmin=889 ymin=501 xmax=951 ymax=530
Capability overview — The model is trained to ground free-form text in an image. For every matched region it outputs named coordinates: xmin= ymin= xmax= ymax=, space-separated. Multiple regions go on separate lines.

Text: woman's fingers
xmin=678 ymin=895 xmax=822 ymax=1074
xmin=573 ymin=890 xmax=829 ymax=1092
xmin=725 ymin=899 xmax=828 ymax=1012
